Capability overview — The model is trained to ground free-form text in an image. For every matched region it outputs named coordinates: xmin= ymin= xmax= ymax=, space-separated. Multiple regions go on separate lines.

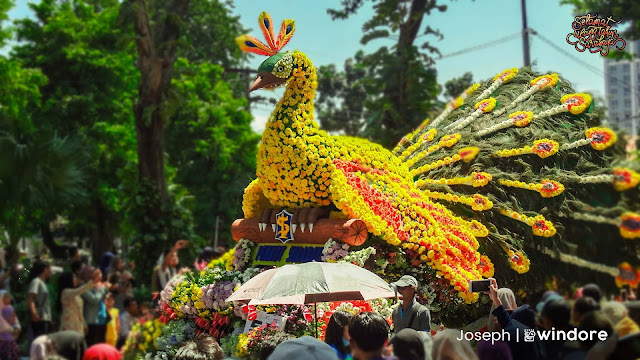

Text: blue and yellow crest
xmin=275 ymin=210 xmax=294 ymax=243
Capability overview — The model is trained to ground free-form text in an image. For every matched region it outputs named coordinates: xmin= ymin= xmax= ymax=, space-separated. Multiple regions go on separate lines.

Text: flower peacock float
xmin=126 ymin=11 xmax=640 ymax=359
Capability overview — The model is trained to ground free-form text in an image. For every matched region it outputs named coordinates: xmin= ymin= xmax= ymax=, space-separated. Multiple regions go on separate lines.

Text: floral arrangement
xmin=207 ymin=248 xmax=236 ymax=271
xmin=123 ymin=318 xmax=165 ymax=360
xmin=150 ymin=319 xmax=198 ymax=359
xmin=239 ymin=322 xmax=284 ymax=359
xmin=321 ymin=239 xmax=350 ymax=262
xmin=341 ymin=246 xmax=376 ymax=267
xmin=233 ymin=239 xmax=255 ymax=271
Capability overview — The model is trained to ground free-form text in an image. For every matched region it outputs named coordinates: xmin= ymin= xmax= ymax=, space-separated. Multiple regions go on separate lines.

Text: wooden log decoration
xmin=231 ymin=218 xmax=368 ymax=246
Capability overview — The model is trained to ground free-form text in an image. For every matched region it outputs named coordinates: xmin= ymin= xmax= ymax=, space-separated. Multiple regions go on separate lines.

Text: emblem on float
xmin=275 ymin=210 xmax=294 ymax=243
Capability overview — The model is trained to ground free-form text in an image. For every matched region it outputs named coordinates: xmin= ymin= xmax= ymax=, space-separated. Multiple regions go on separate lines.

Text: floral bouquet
xmin=321 ymin=239 xmax=349 ymax=262
xmin=238 ymin=322 xmax=284 ymax=359
xmin=122 ymin=318 xmax=165 ymax=360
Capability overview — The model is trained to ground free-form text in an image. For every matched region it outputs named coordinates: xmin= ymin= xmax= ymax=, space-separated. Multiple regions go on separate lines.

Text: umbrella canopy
xmin=226 ymin=262 xmax=396 ymax=305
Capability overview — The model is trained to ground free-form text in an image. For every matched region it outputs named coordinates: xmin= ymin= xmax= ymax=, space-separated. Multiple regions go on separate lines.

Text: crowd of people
xmin=0 ymin=243 xmax=638 ymax=360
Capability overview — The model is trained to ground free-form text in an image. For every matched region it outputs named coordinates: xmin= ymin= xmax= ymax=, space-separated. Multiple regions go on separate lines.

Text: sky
xmin=6 ymin=0 xmax=620 ymax=132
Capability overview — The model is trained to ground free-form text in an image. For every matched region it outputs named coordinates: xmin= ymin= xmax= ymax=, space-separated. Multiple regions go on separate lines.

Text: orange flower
xmin=586 ymin=127 xmax=617 ymax=150
xmin=532 ymin=139 xmax=559 ymax=158
xmin=475 ymin=98 xmax=497 ymax=113
xmin=510 ymin=111 xmax=534 ymax=127
xmin=561 ymin=93 xmax=592 ymax=115
xmin=616 ymin=262 xmax=640 ymax=289
xmin=493 ymin=68 xmax=518 ymax=83
xmin=539 ymin=180 xmax=564 ymax=198
xmin=612 ymin=168 xmax=640 ymax=191
xmin=531 ymin=74 xmax=559 ymax=89
xmin=620 ymin=213 xmax=640 ymax=239
xmin=459 ymin=147 xmax=480 ymax=162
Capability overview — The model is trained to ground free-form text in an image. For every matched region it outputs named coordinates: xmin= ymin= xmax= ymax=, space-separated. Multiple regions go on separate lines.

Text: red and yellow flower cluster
xmin=561 ymin=93 xmax=592 ymax=115
xmin=616 ymin=262 xmax=640 ymax=289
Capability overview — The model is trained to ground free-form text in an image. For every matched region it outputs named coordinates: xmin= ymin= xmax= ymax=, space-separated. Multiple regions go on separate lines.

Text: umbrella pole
xmin=314 ymin=303 xmax=318 ymax=338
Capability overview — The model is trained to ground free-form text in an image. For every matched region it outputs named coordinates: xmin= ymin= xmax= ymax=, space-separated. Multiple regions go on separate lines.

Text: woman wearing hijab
xmin=0 ymin=290 xmax=20 ymax=360
xmin=487 ymin=288 xmax=517 ymax=332
xmin=58 ymin=270 xmax=98 ymax=333
xmin=432 ymin=329 xmax=477 ymax=360
xmin=83 ymin=343 xmax=122 ymax=360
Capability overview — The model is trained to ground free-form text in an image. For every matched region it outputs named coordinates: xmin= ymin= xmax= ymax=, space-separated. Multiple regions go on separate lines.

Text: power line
xmin=438 ymin=30 xmax=525 ymax=59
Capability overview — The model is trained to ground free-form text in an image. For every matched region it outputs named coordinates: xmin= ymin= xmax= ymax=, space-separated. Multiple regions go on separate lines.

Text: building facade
xmin=604 ymin=39 xmax=640 ymax=135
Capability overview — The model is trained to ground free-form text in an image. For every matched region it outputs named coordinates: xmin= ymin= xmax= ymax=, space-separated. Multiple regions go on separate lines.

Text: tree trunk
xmin=41 ymin=223 xmax=68 ymax=259
xmin=90 ymin=198 xmax=113 ymax=262
xmin=382 ymin=0 xmax=428 ymax=144
xmin=130 ymin=0 xmax=190 ymax=280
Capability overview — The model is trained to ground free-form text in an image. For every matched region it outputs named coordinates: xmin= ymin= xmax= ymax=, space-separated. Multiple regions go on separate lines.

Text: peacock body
xmin=237 ymin=12 xmax=640 ymax=303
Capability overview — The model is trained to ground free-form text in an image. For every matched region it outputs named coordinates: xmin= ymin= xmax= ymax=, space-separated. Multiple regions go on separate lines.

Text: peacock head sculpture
xmin=235 ymin=12 xmax=298 ymax=92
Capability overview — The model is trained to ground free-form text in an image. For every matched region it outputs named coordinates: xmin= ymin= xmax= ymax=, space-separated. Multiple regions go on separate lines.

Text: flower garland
xmin=496 ymin=139 xmax=559 ymax=159
xmin=398 ymin=128 xmax=437 ymax=160
xmin=416 ymin=171 xmax=492 ymax=188
xmin=445 ymin=98 xmax=497 ymax=132
xmin=410 ymin=147 xmax=480 ymax=177
xmin=474 ymin=68 xmax=518 ymax=101
xmin=490 ymin=73 xmax=558 ymax=119
xmin=476 ymin=110 xmax=534 ymax=137
xmin=422 ymin=190 xmax=493 ymax=211
xmin=498 ymin=179 xmax=565 ymax=198
xmin=403 ymin=133 xmax=461 ymax=168
xmin=428 ymin=83 xmax=480 ymax=129
xmin=499 ymin=208 xmax=557 ymax=237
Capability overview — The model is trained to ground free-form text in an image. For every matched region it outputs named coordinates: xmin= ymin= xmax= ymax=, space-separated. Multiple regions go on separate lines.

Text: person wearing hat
xmin=391 ymin=275 xmax=431 ymax=334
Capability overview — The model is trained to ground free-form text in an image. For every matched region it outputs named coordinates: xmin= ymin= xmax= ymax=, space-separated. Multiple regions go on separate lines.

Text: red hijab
xmin=82 ymin=344 xmax=122 ymax=360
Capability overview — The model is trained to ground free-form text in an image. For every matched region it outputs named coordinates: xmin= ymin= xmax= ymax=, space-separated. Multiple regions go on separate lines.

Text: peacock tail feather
xmin=394 ymin=67 xmax=639 ymax=286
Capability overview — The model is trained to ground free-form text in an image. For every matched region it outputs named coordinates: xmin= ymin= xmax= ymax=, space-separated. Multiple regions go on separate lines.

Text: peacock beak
xmin=248 ymin=72 xmax=286 ymax=92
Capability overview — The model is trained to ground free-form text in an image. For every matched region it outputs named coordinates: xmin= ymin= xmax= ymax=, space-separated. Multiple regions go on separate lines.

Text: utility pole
xmin=214 ymin=216 xmax=220 ymax=249
xmin=521 ymin=0 xmax=531 ymax=67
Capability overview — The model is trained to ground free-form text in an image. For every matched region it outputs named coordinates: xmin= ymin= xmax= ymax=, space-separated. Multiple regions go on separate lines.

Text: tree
xmin=166 ymin=59 xmax=260 ymax=244
xmin=318 ymin=0 xmax=446 ymax=148
xmin=443 ymin=72 xmax=473 ymax=100
xmin=13 ymin=0 xmax=140 ymax=260
xmin=316 ymin=52 xmax=368 ymax=136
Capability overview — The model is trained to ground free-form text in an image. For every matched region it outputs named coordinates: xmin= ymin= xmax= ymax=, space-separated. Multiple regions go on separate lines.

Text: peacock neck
xmin=266 ymin=51 xmax=319 ymax=137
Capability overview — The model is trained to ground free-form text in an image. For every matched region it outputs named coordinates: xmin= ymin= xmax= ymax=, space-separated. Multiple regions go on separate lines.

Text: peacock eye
xmin=277 ymin=65 xmax=284 ymax=72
